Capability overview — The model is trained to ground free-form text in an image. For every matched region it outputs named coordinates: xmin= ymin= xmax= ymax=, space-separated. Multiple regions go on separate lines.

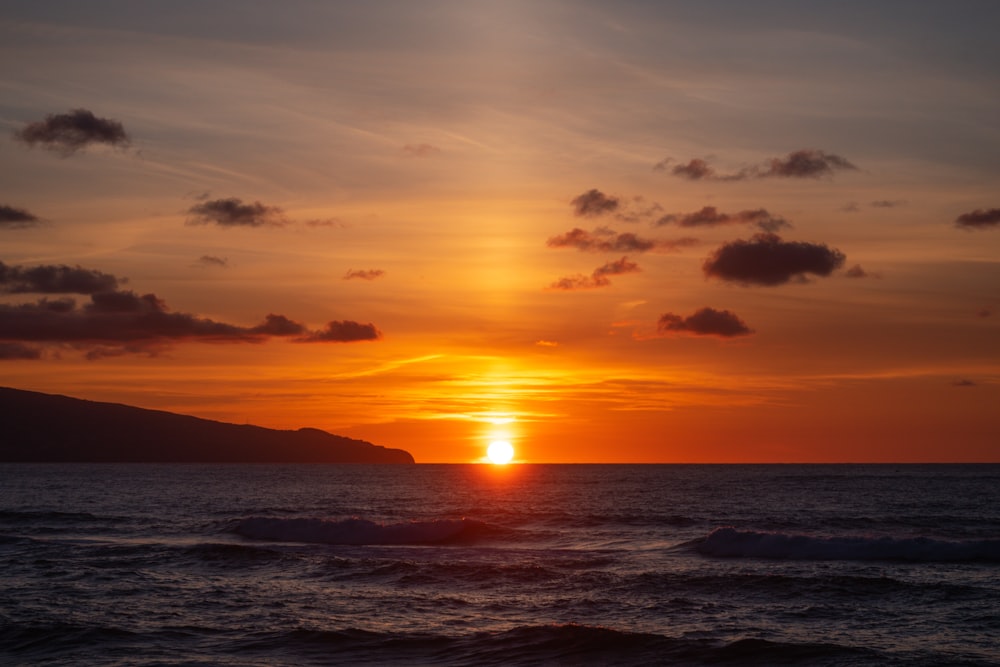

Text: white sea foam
xmin=696 ymin=527 xmax=1000 ymax=562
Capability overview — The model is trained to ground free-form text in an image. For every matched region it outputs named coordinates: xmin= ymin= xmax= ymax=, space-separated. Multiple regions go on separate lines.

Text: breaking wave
xmin=232 ymin=517 xmax=500 ymax=546
xmin=696 ymin=527 xmax=1000 ymax=562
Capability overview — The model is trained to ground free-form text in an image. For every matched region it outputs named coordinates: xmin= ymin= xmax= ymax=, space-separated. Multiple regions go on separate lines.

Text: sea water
xmin=1 ymin=463 xmax=998 ymax=666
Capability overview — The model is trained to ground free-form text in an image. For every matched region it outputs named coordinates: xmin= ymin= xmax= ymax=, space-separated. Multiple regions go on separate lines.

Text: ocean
xmin=1 ymin=463 xmax=998 ymax=666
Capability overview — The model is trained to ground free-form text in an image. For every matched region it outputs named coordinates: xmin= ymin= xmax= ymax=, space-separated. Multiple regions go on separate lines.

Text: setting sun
xmin=487 ymin=440 xmax=515 ymax=464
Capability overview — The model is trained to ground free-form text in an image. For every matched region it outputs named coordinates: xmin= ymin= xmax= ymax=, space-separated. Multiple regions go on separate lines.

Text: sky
xmin=1 ymin=0 xmax=998 ymax=463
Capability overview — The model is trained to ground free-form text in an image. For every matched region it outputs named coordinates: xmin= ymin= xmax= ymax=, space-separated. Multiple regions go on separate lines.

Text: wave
xmin=232 ymin=517 xmax=501 ymax=546
xmin=234 ymin=624 xmax=881 ymax=666
xmin=696 ymin=527 xmax=1000 ymax=562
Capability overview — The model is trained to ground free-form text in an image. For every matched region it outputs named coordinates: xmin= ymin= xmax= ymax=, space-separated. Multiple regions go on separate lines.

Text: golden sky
xmin=2 ymin=1 xmax=998 ymax=462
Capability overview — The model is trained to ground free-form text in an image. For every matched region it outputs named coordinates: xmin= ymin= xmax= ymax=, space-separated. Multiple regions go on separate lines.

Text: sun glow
xmin=487 ymin=440 xmax=515 ymax=464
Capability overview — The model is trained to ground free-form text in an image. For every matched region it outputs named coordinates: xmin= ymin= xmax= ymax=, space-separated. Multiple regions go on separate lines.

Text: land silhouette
xmin=0 ymin=387 xmax=413 ymax=463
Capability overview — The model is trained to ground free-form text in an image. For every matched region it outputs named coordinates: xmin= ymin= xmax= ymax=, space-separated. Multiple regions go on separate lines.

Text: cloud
xmin=952 ymin=379 xmax=977 ymax=387
xmin=955 ymin=208 xmax=1000 ymax=230
xmin=760 ymin=149 xmax=857 ymax=178
xmin=871 ymin=200 xmax=906 ymax=208
xmin=0 ymin=264 xmax=381 ymax=356
xmin=0 ymin=342 xmax=42 ymax=360
xmin=402 ymin=143 xmax=441 ymax=157
xmin=12 ymin=108 xmax=130 ymax=155
xmin=186 ymin=198 xmax=287 ymax=227
xmin=547 ymin=227 xmax=697 ymax=254
xmin=0 ymin=260 xmax=123 ymax=294
xmin=250 ymin=313 xmax=308 ymax=336
xmin=571 ymin=189 xmax=620 ymax=217
xmin=304 ymin=217 xmax=347 ymax=228
xmin=657 ymin=206 xmax=790 ymax=232
xmin=297 ymin=320 xmax=382 ymax=342
xmin=657 ymin=307 xmax=753 ymax=338
xmin=535 ymin=340 xmax=558 ymax=347
xmin=658 ymin=149 xmax=857 ymax=181
xmin=344 ymin=269 xmax=385 ymax=281
xmin=0 ymin=204 xmax=41 ymax=229
xmin=549 ymin=256 xmax=640 ymax=290
xmin=845 ymin=264 xmax=880 ymax=279
xmin=668 ymin=158 xmax=718 ymax=180
xmin=703 ymin=233 xmax=846 ymax=286
xmin=196 ymin=255 xmax=228 ymax=268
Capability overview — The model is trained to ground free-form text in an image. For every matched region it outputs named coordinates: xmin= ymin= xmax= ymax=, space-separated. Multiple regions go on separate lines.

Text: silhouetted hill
xmin=0 ymin=387 xmax=414 ymax=463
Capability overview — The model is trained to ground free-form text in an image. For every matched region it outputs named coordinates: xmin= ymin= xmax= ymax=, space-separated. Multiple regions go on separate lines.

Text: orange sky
xmin=1 ymin=2 xmax=998 ymax=462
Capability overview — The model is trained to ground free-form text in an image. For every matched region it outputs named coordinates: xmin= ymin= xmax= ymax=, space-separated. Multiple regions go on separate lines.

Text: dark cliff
xmin=0 ymin=387 xmax=414 ymax=463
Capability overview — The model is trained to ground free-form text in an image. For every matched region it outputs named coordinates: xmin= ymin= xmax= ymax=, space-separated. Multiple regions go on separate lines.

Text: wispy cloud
xmin=549 ymin=256 xmax=640 ymax=290
xmin=703 ymin=233 xmax=846 ymax=286
xmin=12 ymin=108 xmax=130 ymax=155
xmin=195 ymin=255 xmax=228 ymax=268
xmin=402 ymin=143 xmax=441 ymax=157
xmin=547 ymin=227 xmax=697 ymax=254
xmin=344 ymin=269 xmax=385 ymax=281
xmin=658 ymin=149 xmax=857 ymax=181
xmin=657 ymin=307 xmax=754 ymax=338
xmin=0 ymin=204 xmax=41 ymax=230
xmin=657 ymin=206 xmax=790 ymax=233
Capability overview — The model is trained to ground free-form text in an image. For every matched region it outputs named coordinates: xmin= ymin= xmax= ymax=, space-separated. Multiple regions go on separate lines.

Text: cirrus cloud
xmin=547 ymin=227 xmax=697 ymax=254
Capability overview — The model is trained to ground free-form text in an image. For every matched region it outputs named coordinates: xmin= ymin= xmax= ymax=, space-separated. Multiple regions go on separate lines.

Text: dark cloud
xmin=196 ymin=255 xmax=228 ymax=268
xmin=0 ymin=260 xmax=123 ymax=294
xmin=760 ymin=149 xmax=856 ymax=178
xmin=304 ymin=217 xmax=347 ymax=228
xmin=0 ymin=266 xmax=380 ymax=356
xmin=0 ymin=204 xmax=40 ymax=229
xmin=614 ymin=197 xmax=665 ymax=224
xmin=703 ymin=233 xmax=846 ymax=286
xmin=977 ymin=309 xmax=992 ymax=318
xmin=547 ymin=227 xmax=696 ymax=254
xmin=0 ymin=291 xmax=253 ymax=346
xmin=871 ymin=200 xmax=906 ymax=208
xmin=0 ymin=342 xmax=42 ymax=360
xmin=670 ymin=158 xmax=717 ymax=180
xmin=657 ymin=206 xmax=790 ymax=232
xmin=13 ymin=108 xmax=130 ymax=154
xmin=952 ymin=379 xmax=977 ymax=387
xmin=250 ymin=313 xmax=308 ymax=336
xmin=659 ymin=149 xmax=856 ymax=181
xmin=297 ymin=320 xmax=382 ymax=342
xmin=845 ymin=264 xmax=880 ymax=279
xmin=402 ymin=143 xmax=440 ymax=157
xmin=657 ymin=307 xmax=753 ymax=338
xmin=955 ymin=208 xmax=1000 ymax=230
xmin=571 ymin=189 xmax=620 ymax=217
xmin=187 ymin=198 xmax=287 ymax=227
xmin=549 ymin=257 xmax=640 ymax=290
xmin=344 ymin=269 xmax=385 ymax=281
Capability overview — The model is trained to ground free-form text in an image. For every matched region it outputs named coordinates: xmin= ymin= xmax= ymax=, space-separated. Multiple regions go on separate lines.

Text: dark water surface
xmin=1 ymin=464 xmax=998 ymax=665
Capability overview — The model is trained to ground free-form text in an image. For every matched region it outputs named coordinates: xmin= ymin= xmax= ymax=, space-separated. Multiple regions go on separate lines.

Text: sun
xmin=487 ymin=440 xmax=515 ymax=464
